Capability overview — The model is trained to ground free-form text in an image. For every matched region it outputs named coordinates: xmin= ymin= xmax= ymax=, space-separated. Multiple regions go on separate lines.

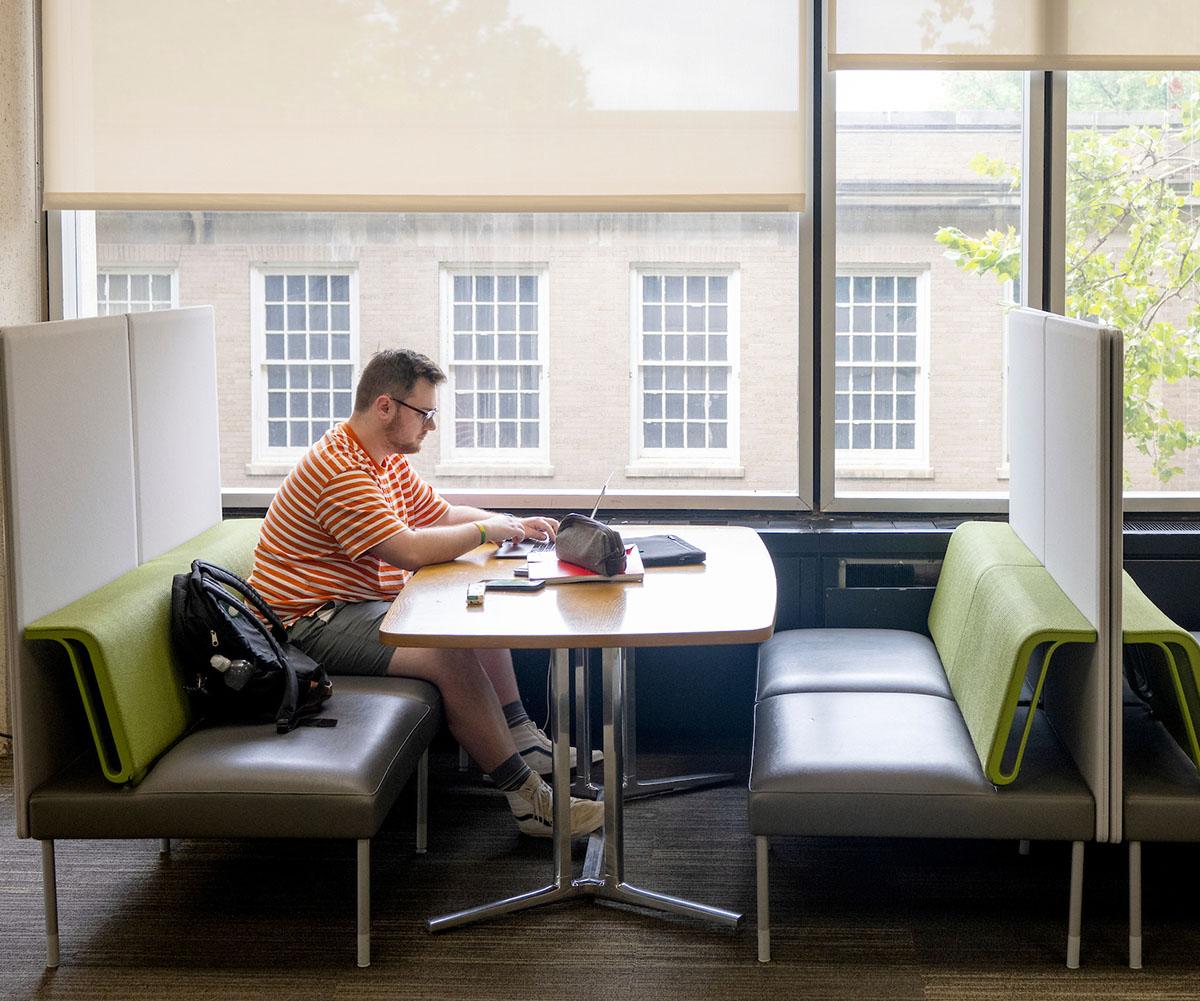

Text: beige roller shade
xmin=829 ymin=0 xmax=1200 ymax=70
xmin=42 ymin=0 xmax=805 ymax=212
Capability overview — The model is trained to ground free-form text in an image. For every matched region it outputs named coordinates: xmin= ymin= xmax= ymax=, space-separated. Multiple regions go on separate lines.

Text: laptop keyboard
xmin=529 ymin=538 xmax=556 ymax=553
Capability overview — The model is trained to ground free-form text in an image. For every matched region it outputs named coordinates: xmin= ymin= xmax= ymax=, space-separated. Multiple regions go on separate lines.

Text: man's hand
xmin=518 ymin=516 xmax=559 ymax=544
xmin=479 ymin=513 xmax=530 ymax=544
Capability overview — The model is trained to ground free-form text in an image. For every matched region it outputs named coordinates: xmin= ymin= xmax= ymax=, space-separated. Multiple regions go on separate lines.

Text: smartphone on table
xmin=486 ymin=578 xmax=546 ymax=592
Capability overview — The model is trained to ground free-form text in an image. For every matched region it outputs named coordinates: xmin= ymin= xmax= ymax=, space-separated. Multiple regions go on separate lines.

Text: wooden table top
xmin=378 ymin=525 xmax=777 ymax=649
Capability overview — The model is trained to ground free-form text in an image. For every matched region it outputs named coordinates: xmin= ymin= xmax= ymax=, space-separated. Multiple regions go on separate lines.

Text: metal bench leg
xmin=357 ymin=839 xmax=371 ymax=968
xmin=1129 ymin=841 xmax=1142 ymax=969
xmin=1066 ymin=840 xmax=1084 ymax=969
xmin=756 ymin=836 xmax=771 ymax=963
xmin=159 ymin=838 xmax=171 ymax=856
xmin=416 ymin=748 xmax=429 ymax=855
xmin=42 ymin=840 xmax=60 ymax=968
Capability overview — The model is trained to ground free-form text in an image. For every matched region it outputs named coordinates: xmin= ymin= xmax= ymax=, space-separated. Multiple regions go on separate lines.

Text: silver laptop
xmin=493 ymin=472 xmax=613 ymax=558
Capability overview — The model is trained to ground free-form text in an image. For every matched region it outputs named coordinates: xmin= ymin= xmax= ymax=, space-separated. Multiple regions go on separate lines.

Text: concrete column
xmin=0 ymin=0 xmax=46 ymax=753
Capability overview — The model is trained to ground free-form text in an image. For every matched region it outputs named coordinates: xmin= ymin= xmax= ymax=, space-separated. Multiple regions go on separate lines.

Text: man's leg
xmin=474 ymin=647 xmax=521 ymax=706
xmin=385 ymin=646 xmax=515 ymax=773
xmin=288 ymin=601 xmax=601 ymax=837
xmin=472 ymin=647 xmax=603 ymax=775
xmin=385 ymin=645 xmax=603 ymax=838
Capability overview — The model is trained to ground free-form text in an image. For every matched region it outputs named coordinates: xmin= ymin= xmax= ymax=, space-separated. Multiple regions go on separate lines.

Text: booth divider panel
xmin=1 ymin=315 xmax=140 ymax=836
xmin=128 ymin=306 xmax=222 ymax=560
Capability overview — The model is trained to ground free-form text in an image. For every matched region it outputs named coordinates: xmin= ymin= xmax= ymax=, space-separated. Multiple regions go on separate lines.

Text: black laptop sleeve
xmin=630 ymin=534 xmax=706 ymax=567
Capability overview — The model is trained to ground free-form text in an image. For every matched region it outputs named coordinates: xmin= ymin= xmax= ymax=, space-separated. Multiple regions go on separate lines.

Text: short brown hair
xmin=354 ymin=349 xmax=446 ymax=413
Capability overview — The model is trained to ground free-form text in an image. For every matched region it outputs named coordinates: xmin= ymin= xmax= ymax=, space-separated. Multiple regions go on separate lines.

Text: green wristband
xmin=474 ymin=521 xmax=487 ymax=545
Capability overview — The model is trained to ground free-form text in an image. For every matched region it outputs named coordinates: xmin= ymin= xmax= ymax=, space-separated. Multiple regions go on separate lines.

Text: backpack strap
xmin=191 ymin=559 xmax=289 ymax=644
xmin=192 ymin=562 xmax=303 ymax=734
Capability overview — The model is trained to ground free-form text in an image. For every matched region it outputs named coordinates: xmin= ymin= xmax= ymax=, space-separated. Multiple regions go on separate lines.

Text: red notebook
xmin=525 ymin=545 xmax=645 ymax=584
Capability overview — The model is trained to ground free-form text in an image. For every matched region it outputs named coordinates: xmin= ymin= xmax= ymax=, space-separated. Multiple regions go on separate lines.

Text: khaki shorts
xmin=288 ymin=600 xmax=394 ymax=677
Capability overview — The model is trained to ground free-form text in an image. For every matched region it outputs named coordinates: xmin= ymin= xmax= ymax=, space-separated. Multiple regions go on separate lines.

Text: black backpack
xmin=170 ymin=560 xmax=334 ymax=733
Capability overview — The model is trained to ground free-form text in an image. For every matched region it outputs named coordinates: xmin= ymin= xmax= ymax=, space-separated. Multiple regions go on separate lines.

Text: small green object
xmin=25 ymin=519 xmax=263 ymax=785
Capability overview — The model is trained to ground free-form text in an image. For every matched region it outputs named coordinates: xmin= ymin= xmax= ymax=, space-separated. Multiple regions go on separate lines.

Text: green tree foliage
xmin=936 ymin=73 xmax=1200 ymax=482
xmin=945 ymin=71 xmax=1171 ymax=114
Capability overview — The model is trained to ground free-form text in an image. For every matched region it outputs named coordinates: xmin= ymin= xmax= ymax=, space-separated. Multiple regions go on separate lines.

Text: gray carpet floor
xmin=2 ymin=751 xmax=1199 ymax=1000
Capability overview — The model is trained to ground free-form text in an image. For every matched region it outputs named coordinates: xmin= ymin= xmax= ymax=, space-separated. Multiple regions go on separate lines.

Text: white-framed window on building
xmin=834 ymin=271 xmax=927 ymax=463
xmin=633 ymin=269 xmax=738 ymax=463
xmin=252 ymin=269 xmax=358 ymax=462
xmin=441 ymin=267 xmax=549 ymax=462
xmin=96 ymin=270 xmax=175 ymax=314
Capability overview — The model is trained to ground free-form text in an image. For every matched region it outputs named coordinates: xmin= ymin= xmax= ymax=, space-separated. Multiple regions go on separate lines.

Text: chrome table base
xmin=427 ymin=647 xmax=742 ymax=933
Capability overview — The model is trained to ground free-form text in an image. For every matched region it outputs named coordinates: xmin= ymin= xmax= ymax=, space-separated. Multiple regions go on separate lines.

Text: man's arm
xmin=436 ymin=504 xmax=559 ymax=543
xmin=365 ymin=511 xmax=531 ymax=572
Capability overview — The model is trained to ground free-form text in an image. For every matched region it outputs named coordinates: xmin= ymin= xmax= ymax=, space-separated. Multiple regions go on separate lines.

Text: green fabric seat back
xmin=928 ymin=522 xmax=1096 ymax=785
xmin=1122 ymin=571 xmax=1200 ymax=770
xmin=927 ymin=522 xmax=1042 ymax=672
xmin=25 ymin=518 xmax=263 ymax=785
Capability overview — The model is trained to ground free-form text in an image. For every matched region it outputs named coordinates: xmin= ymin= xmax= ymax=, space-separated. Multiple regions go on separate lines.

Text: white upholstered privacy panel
xmin=2 ymin=316 xmax=140 ymax=625
xmin=1007 ymin=309 xmax=1047 ymax=562
xmin=1006 ymin=306 xmax=1122 ymax=841
xmin=1 ymin=315 xmax=140 ymax=837
xmin=128 ymin=306 xmax=222 ymax=560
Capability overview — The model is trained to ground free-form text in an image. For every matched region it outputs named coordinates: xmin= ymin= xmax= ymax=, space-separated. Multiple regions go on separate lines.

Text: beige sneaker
xmin=510 ymin=719 xmax=604 ymax=776
xmin=504 ymin=772 xmax=605 ymax=838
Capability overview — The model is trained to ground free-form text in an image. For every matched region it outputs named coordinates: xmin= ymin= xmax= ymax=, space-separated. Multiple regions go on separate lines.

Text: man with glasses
xmin=249 ymin=348 xmax=603 ymax=839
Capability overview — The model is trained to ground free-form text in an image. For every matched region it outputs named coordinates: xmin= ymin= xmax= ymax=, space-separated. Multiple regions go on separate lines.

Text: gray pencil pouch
xmin=554 ymin=513 xmax=627 ymax=575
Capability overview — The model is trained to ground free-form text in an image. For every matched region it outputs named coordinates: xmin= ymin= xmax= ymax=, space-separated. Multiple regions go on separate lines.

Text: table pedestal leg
xmin=578 ymin=648 xmax=741 ymax=926
xmin=428 ymin=647 xmax=741 ymax=933
xmin=620 ymin=650 xmax=736 ymax=801
xmin=571 ymin=648 xmax=602 ymax=800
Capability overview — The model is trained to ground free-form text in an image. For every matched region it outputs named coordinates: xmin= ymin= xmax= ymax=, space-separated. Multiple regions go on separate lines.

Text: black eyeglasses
xmin=390 ymin=397 xmax=438 ymax=426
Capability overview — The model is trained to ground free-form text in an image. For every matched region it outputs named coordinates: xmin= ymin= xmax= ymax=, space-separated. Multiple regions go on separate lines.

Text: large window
xmin=442 ymin=268 xmax=547 ymax=464
xmin=1067 ymin=71 xmax=1200 ymax=495
xmin=834 ymin=272 xmax=925 ymax=462
xmin=96 ymin=270 xmax=174 ymax=314
xmin=634 ymin=270 xmax=737 ymax=465
xmin=91 ymin=212 xmax=798 ymax=496
xmin=834 ymin=70 xmax=1025 ymax=497
xmin=253 ymin=269 xmax=357 ymax=462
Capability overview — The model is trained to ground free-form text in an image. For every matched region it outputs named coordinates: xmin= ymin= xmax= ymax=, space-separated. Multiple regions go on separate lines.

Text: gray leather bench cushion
xmin=29 ymin=677 xmax=440 ymax=840
xmin=756 ymin=629 xmax=953 ymax=701
xmin=749 ymin=692 xmax=1093 ymax=840
xmin=1123 ymin=702 xmax=1200 ymax=842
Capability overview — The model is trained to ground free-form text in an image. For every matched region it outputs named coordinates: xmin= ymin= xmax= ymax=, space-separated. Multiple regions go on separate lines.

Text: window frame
xmin=436 ymin=264 xmax=552 ymax=476
xmin=248 ymin=264 xmax=361 ymax=472
xmin=95 ymin=267 xmax=178 ymax=315
xmin=819 ymin=44 xmax=1034 ymax=513
xmin=628 ymin=265 xmax=742 ymax=475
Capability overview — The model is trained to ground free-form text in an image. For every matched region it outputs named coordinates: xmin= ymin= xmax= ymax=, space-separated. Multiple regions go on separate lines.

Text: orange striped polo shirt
xmin=249 ymin=421 xmax=450 ymax=625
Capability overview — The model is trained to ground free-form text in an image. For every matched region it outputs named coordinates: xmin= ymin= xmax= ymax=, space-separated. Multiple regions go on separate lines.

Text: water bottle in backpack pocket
xmin=170 ymin=560 xmax=335 ymax=733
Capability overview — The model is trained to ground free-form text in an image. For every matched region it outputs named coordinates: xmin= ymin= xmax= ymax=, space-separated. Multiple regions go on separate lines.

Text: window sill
xmin=245 ymin=461 xmax=299 ymax=477
xmin=625 ymin=464 xmax=745 ymax=479
xmin=435 ymin=462 xmax=556 ymax=478
xmin=837 ymin=466 xmax=934 ymax=480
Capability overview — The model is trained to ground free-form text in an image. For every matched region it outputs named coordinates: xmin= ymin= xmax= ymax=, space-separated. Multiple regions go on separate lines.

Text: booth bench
xmin=2 ymin=309 xmax=440 ymax=969
xmin=23 ymin=518 xmax=440 ymax=969
xmin=749 ymin=522 xmax=1099 ymax=967
xmin=1120 ymin=573 xmax=1200 ymax=968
